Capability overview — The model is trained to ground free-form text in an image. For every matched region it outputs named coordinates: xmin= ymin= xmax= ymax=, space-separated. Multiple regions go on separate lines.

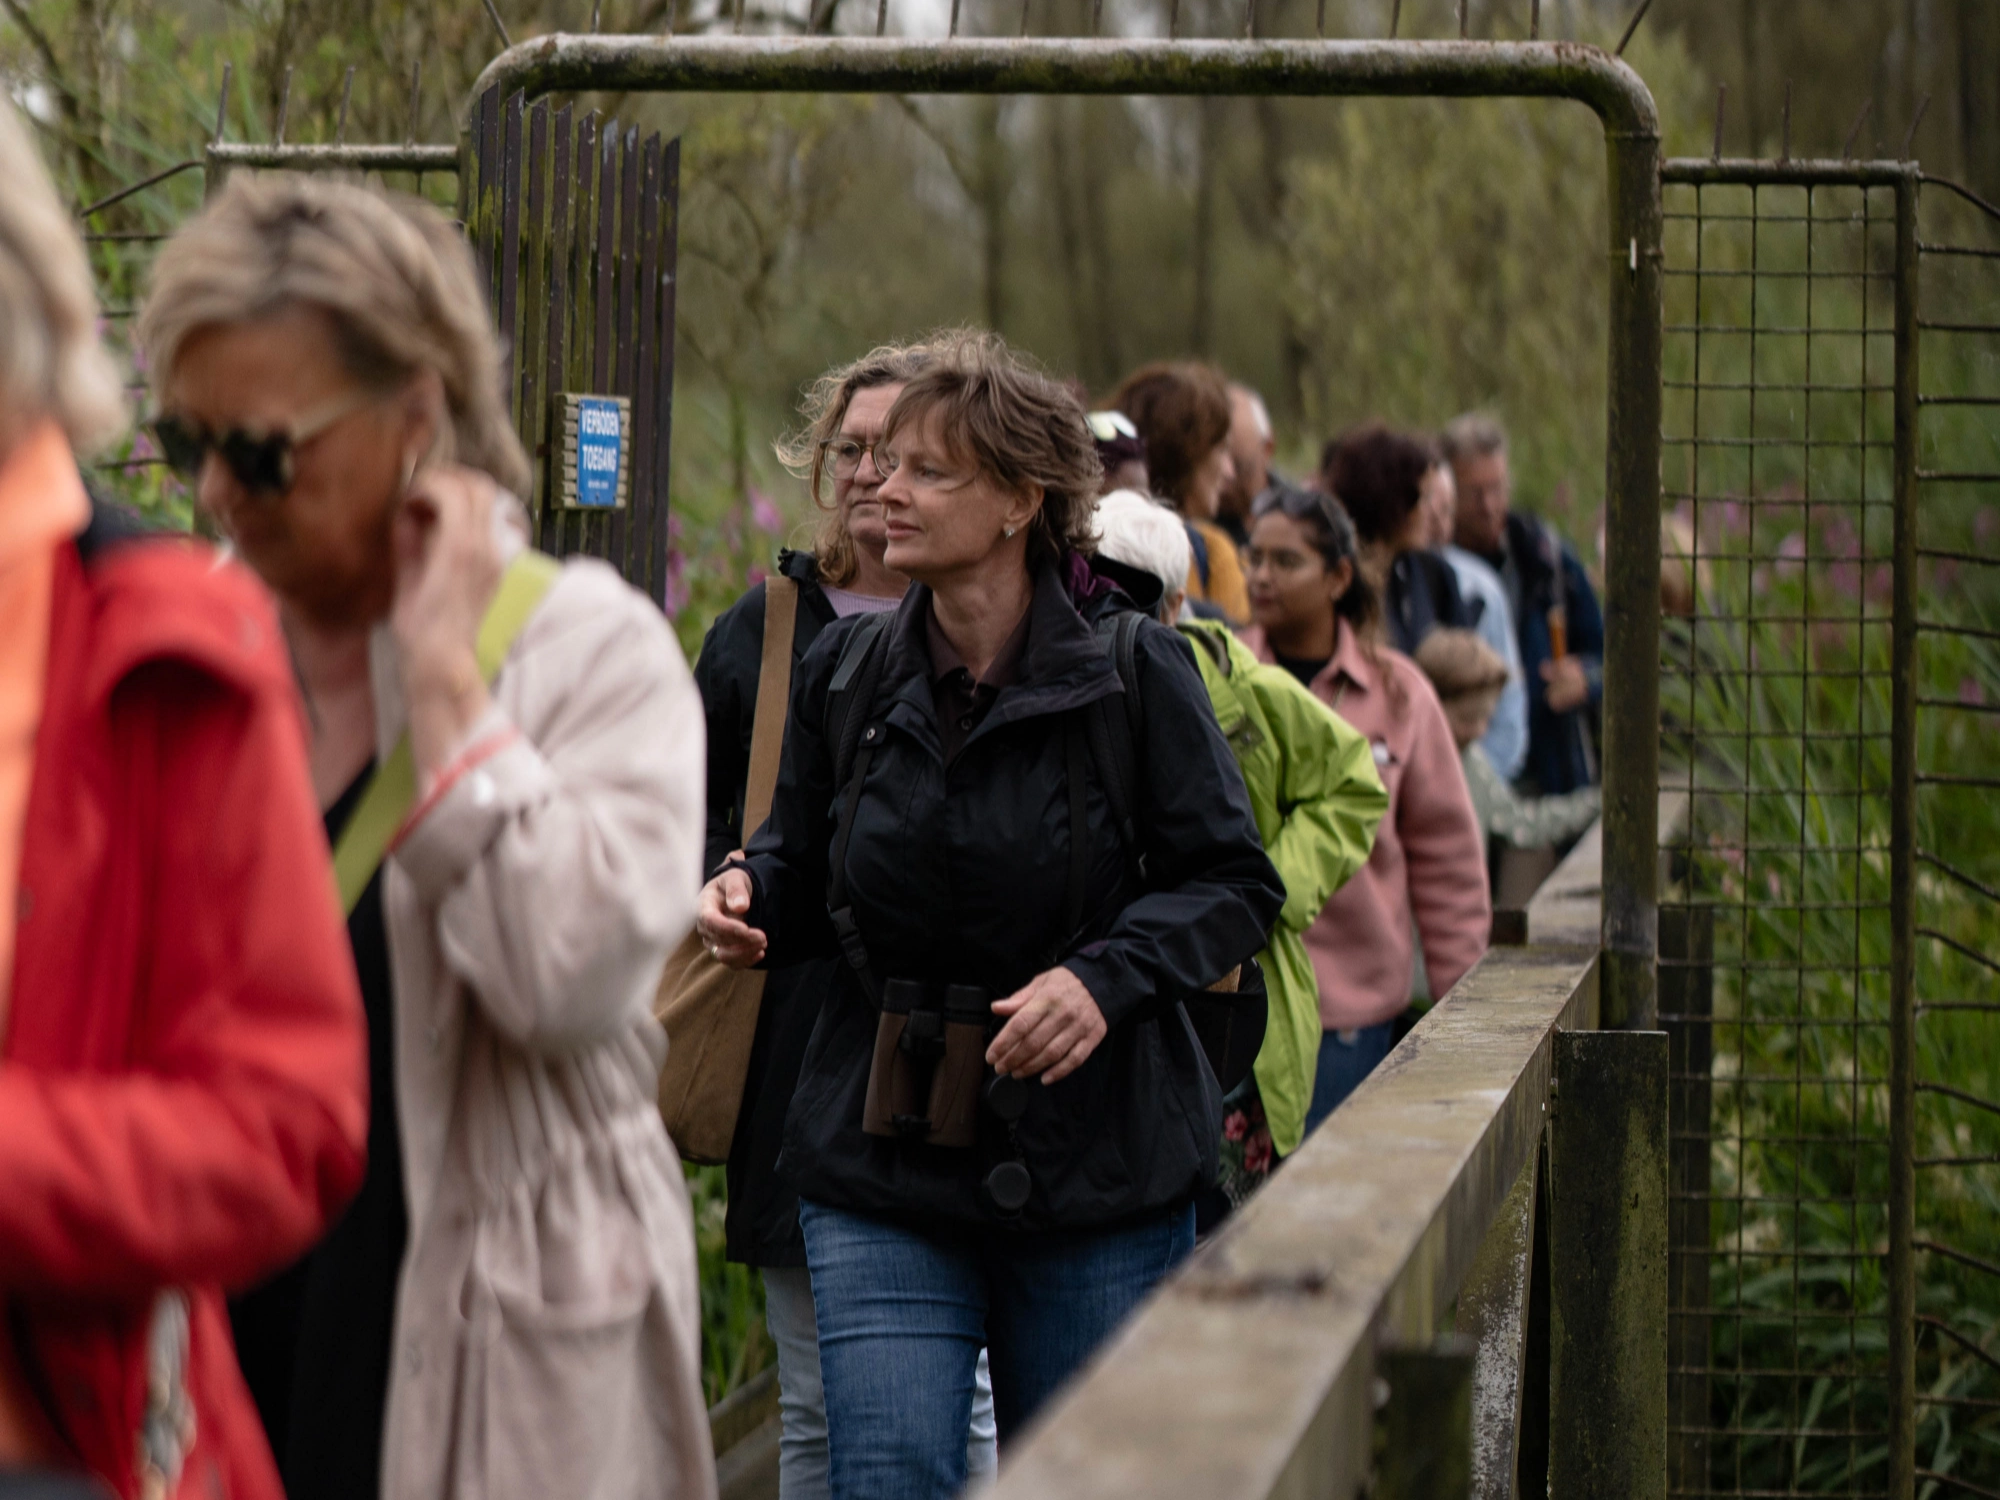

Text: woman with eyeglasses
xmin=1241 ymin=487 xmax=1489 ymax=1128
xmin=695 ymin=332 xmax=1283 ymax=1500
xmin=690 ymin=340 xmax=999 ymax=1500
xmin=139 ymin=174 xmax=716 ymax=1500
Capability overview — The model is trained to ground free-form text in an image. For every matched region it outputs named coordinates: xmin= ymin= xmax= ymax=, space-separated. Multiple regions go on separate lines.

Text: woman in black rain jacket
xmin=696 ymin=333 xmax=1282 ymax=1500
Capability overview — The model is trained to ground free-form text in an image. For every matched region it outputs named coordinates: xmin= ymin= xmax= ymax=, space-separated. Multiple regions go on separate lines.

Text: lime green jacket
xmin=1178 ymin=620 xmax=1388 ymax=1156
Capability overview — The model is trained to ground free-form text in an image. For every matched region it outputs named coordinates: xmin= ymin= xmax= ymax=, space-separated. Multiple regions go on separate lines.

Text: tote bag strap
xmin=330 ymin=550 xmax=563 ymax=916
xmin=742 ymin=575 xmax=800 ymax=835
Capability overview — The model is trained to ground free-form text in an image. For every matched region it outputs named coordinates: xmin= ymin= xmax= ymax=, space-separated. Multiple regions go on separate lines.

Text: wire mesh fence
xmin=1660 ymin=159 xmax=2000 ymax=1499
xmin=1909 ymin=175 xmax=2000 ymax=1500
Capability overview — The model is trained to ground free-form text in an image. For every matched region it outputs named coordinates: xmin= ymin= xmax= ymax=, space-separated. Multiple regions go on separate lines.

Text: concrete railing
xmin=979 ymin=796 xmax=1686 ymax=1500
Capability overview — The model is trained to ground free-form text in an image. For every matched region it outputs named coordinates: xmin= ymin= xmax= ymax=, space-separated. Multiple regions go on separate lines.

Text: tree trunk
xmin=1191 ymin=96 xmax=1221 ymax=357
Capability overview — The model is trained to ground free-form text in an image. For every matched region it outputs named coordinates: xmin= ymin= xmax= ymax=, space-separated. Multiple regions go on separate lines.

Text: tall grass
xmin=1661 ymin=177 xmax=2000 ymax=1495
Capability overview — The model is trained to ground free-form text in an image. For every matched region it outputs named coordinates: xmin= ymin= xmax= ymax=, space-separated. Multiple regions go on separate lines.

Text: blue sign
xmin=575 ymin=396 xmax=624 ymax=509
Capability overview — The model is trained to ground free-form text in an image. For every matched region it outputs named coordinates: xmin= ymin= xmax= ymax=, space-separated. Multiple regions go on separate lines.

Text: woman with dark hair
xmin=696 ymin=333 xmax=1283 ymax=1500
xmin=690 ymin=338 xmax=998 ymax=1499
xmin=1111 ymin=360 xmax=1250 ymax=624
xmin=1242 ymin=487 xmax=1489 ymax=1127
xmin=1320 ymin=424 xmax=1470 ymax=654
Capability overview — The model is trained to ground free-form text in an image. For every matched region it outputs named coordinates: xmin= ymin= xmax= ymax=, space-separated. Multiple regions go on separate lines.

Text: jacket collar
xmin=1243 ymin=617 xmax=1373 ymax=702
xmin=877 ymin=556 xmax=1126 ymax=758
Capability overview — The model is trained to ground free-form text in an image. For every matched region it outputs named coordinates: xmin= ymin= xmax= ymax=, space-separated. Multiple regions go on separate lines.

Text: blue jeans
xmin=1304 ymin=1022 xmax=1396 ymax=1135
xmin=799 ymin=1199 xmax=1194 ymax=1500
xmin=762 ymin=1266 xmax=996 ymax=1500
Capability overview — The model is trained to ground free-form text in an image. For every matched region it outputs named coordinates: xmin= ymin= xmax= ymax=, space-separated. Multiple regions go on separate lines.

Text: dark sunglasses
xmin=150 ymin=390 xmax=375 ymax=499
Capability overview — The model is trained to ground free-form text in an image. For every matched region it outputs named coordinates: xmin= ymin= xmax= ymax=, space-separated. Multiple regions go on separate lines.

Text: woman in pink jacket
xmin=1241 ymin=487 xmax=1490 ymax=1131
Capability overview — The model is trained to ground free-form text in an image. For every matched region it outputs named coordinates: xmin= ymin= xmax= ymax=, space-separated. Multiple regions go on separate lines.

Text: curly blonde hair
xmin=139 ymin=172 xmax=529 ymax=496
xmin=774 ymin=338 xmax=943 ymax=587
xmin=0 ymin=99 xmax=126 ymax=455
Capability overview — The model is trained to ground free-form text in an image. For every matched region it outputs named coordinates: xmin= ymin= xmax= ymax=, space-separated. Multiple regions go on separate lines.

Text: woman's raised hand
xmin=392 ymin=463 xmax=505 ymax=775
xmin=696 ymin=868 xmax=768 ymax=968
xmin=987 ymin=967 xmax=1108 ymax=1085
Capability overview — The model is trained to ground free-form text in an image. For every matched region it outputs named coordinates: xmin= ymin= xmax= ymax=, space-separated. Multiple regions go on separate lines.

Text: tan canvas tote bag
xmin=655 ymin=575 xmax=798 ymax=1163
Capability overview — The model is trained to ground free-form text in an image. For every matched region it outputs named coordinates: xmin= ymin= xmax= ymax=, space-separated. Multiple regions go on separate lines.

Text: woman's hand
xmin=391 ymin=463 xmax=504 ymax=776
xmin=696 ymin=869 xmax=767 ymax=968
xmin=987 ymin=967 xmax=1107 ymax=1085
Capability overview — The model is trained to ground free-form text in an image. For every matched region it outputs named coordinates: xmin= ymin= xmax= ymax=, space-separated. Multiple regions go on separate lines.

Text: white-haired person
xmin=139 ymin=174 xmax=716 ymax=1500
xmin=0 ymin=102 xmax=369 ymax=1500
xmin=1092 ymin=490 xmax=1385 ymax=1223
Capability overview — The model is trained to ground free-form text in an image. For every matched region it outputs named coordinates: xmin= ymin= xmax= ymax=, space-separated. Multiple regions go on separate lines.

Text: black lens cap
xmin=983 ymin=1161 xmax=1031 ymax=1214
xmin=983 ymin=1073 xmax=1032 ymax=1123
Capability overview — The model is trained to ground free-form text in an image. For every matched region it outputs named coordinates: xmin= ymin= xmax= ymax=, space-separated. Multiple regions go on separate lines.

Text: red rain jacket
xmin=1 ymin=517 xmax=367 ymax=1499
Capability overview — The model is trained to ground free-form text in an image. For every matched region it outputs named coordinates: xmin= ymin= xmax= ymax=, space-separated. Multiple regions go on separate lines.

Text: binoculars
xmin=861 ymin=980 xmax=1035 ymax=1215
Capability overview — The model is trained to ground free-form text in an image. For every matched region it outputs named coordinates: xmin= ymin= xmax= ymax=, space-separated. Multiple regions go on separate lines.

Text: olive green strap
xmin=331 ymin=550 xmax=563 ymax=915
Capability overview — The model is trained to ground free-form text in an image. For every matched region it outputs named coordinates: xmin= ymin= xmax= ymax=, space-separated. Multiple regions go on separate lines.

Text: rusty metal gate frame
xmin=1657 ymin=153 xmax=2000 ymax=1500
xmin=462 ymin=32 xmax=1668 ymax=1028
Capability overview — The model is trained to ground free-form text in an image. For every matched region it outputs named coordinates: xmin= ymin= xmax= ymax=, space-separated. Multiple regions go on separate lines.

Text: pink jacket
xmin=1244 ymin=621 xmax=1490 ymax=1030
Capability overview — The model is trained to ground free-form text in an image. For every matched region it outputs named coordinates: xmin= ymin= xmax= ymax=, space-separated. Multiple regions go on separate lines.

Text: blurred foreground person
xmin=1414 ymin=629 xmax=1600 ymax=861
xmin=141 ymin=174 xmax=715 ymax=1500
xmin=0 ymin=103 xmax=366 ymax=1500
xmin=697 ymin=335 xmax=1282 ymax=1500
xmin=1091 ymin=491 xmax=1384 ymax=1225
xmin=685 ymin=340 xmax=997 ymax=1500
xmin=1112 ymin=361 xmax=1251 ymax=623
xmin=1242 ymin=489 xmax=1489 ymax=1128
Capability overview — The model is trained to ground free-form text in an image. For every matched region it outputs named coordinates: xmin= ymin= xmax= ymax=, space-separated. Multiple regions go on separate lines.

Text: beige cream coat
xmin=370 ymin=517 xmax=715 ymax=1500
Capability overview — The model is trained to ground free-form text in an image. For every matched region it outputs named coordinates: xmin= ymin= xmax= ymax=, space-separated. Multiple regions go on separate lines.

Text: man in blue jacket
xmin=1442 ymin=413 xmax=1603 ymax=797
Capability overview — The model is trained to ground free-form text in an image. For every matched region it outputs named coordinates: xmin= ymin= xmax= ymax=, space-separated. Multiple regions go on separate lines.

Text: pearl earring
xmin=1004 ymin=525 xmax=1017 ymax=538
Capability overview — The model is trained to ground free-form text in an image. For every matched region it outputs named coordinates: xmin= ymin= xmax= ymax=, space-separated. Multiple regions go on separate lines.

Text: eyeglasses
xmin=819 ymin=436 xmax=888 ymax=481
xmin=150 ymin=389 xmax=378 ymax=499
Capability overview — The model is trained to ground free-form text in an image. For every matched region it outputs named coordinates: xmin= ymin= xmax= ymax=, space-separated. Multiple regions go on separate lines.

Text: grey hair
xmin=1229 ymin=382 xmax=1272 ymax=443
xmin=0 ymin=99 xmax=128 ymax=456
xmin=1440 ymin=411 xmax=1508 ymax=466
xmin=139 ymin=173 xmax=530 ymax=496
xmin=1093 ymin=487 xmax=1190 ymax=613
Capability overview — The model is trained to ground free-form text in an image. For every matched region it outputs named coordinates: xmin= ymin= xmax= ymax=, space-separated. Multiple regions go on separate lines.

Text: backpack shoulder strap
xmin=827 ymin=610 xmax=895 ymax=794
xmin=824 ymin=611 xmax=896 ymax=1002
xmin=1082 ymin=610 xmax=1147 ymax=879
xmin=331 ymin=549 xmax=561 ymax=915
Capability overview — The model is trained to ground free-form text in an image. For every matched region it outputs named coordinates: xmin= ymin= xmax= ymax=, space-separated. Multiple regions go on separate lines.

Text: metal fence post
xmin=1886 ymin=164 xmax=1919 ymax=1500
xmin=1599 ymin=115 xmax=1666 ymax=1033
xmin=1549 ymin=1029 xmax=1668 ymax=1500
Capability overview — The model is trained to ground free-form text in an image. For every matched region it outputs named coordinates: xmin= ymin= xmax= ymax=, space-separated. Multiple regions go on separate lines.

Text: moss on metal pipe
xmin=466 ymin=36 xmax=1658 ymax=138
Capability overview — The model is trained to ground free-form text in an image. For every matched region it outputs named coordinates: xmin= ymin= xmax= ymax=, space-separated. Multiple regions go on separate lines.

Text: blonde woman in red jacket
xmin=0 ymin=99 xmax=367 ymax=1500
xmin=1241 ymin=487 xmax=1490 ymax=1132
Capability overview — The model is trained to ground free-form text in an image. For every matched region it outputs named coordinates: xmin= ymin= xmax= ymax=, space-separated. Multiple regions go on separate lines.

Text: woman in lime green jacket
xmin=1093 ymin=490 xmax=1386 ymax=1215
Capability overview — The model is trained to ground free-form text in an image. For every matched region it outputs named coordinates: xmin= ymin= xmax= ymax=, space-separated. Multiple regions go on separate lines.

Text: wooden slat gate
xmin=464 ymin=85 xmax=680 ymax=609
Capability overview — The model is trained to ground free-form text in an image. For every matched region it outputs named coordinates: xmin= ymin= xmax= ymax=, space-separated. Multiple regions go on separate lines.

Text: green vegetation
xmin=8 ymin=0 xmax=1992 ymax=1453
xmin=1661 ymin=181 xmax=2000 ymax=1493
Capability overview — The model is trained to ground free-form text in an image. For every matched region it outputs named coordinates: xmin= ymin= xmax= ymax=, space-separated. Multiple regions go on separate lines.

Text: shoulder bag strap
xmin=331 ymin=550 xmax=562 ymax=916
xmin=741 ymin=575 xmax=800 ymax=835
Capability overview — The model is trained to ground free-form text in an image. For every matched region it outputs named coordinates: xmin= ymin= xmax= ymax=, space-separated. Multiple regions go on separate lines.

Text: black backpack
xmin=820 ymin=606 xmax=1266 ymax=1093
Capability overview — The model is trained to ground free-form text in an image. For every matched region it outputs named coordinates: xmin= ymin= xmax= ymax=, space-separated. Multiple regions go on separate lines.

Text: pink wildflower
xmin=749 ymin=488 xmax=783 ymax=535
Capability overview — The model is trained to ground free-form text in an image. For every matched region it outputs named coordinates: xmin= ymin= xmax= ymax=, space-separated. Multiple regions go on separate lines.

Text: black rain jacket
xmin=694 ymin=548 xmax=846 ymax=1267
xmin=741 ymin=556 xmax=1285 ymax=1232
